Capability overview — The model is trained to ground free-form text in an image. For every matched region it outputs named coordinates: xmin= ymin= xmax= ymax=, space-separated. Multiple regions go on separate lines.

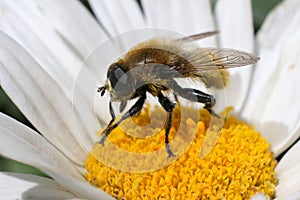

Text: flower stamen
xmin=85 ymin=106 xmax=277 ymax=199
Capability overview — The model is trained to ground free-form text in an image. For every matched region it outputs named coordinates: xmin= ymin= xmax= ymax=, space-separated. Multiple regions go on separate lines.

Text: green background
xmin=0 ymin=0 xmax=281 ymax=177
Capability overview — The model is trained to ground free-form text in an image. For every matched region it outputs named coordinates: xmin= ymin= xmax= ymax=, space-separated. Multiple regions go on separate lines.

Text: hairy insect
xmin=97 ymin=31 xmax=259 ymax=157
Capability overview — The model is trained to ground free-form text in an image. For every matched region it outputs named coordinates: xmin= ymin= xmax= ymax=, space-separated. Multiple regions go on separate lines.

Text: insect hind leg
xmin=157 ymin=91 xmax=176 ymax=158
xmin=171 ymin=82 xmax=220 ymax=117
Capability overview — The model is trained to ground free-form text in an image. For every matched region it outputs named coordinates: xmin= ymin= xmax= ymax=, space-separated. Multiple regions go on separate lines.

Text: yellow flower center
xmin=85 ymin=105 xmax=277 ymax=199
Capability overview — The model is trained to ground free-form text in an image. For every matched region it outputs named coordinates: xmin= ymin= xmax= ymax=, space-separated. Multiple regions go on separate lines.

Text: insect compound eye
xmin=108 ymin=64 xmax=128 ymax=88
xmin=107 ymin=64 xmax=134 ymax=96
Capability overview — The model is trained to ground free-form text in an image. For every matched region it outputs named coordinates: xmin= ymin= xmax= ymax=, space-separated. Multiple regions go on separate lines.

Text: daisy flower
xmin=0 ymin=0 xmax=299 ymax=199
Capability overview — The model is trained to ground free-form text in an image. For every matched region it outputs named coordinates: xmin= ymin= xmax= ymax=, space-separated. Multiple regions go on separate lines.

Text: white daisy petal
xmin=88 ymin=0 xmax=145 ymax=36
xmin=276 ymin=193 xmax=300 ymax=200
xmin=215 ymin=0 xmax=254 ymax=51
xmin=0 ymin=172 xmax=80 ymax=200
xmin=276 ymin=139 xmax=300 ymax=180
xmin=241 ymin=0 xmax=300 ymax=156
xmin=142 ymin=0 xmax=216 ymax=46
xmin=258 ymin=65 xmax=300 ymax=156
xmin=250 ymin=193 xmax=268 ymax=200
xmin=215 ymin=0 xmax=254 ymax=112
xmin=30 ymin=0 xmax=108 ymax=59
xmin=242 ymin=0 xmax=300 ymax=118
xmin=275 ymin=140 xmax=300 ymax=199
xmin=0 ymin=32 xmax=89 ymax=164
xmin=45 ymin=169 xmax=114 ymax=200
xmin=0 ymin=113 xmax=113 ymax=199
xmin=0 ymin=113 xmax=83 ymax=179
xmin=15 ymin=0 xmax=106 ymax=148
xmin=0 ymin=0 xmax=78 ymax=97
xmin=0 ymin=0 xmax=107 ymax=98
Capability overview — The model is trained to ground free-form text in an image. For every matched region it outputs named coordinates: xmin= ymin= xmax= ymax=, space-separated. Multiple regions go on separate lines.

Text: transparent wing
xmin=182 ymin=47 xmax=260 ymax=72
xmin=178 ymin=31 xmax=219 ymax=42
xmin=177 ymin=32 xmax=259 ymax=70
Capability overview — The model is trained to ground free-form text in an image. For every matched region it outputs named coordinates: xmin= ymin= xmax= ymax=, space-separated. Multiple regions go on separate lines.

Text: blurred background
xmin=0 ymin=0 xmax=281 ymax=177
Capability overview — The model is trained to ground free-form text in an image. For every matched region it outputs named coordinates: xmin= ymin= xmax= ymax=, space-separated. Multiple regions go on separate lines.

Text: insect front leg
xmin=98 ymin=100 xmax=115 ymax=145
xmin=99 ymin=93 xmax=146 ymax=145
xmin=171 ymin=82 xmax=219 ymax=117
xmin=108 ymin=100 xmax=116 ymax=127
xmin=157 ymin=91 xmax=176 ymax=158
xmin=100 ymin=100 xmax=116 ymax=136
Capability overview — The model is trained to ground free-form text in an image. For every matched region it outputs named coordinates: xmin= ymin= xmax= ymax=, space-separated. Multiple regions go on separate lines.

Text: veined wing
xmin=178 ymin=31 xmax=219 ymax=42
xmin=181 ymin=47 xmax=260 ymax=72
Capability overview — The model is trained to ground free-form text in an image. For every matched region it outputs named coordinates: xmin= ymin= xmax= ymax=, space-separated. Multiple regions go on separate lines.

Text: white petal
xmin=0 ymin=32 xmax=89 ymax=164
xmin=215 ymin=0 xmax=254 ymax=51
xmin=0 ymin=0 xmax=114 ymax=140
xmin=31 ymin=0 xmax=109 ymax=90
xmin=0 ymin=172 xmax=80 ymax=200
xmin=0 ymin=0 xmax=107 ymax=99
xmin=0 ymin=1 xmax=78 ymax=96
xmin=215 ymin=0 xmax=254 ymax=112
xmin=0 ymin=113 xmax=83 ymax=179
xmin=276 ymin=192 xmax=300 ymax=200
xmin=31 ymin=0 xmax=108 ymax=59
xmin=276 ymin=140 xmax=300 ymax=180
xmin=250 ymin=62 xmax=300 ymax=156
xmin=142 ymin=0 xmax=217 ymax=46
xmin=258 ymin=69 xmax=300 ymax=156
xmin=275 ymin=140 xmax=300 ymax=199
xmin=45 ymin=169 xmax=114 ymax=200
xmin=250 ymin=193 xmax=268 ymax=200
xmin=241 ymin=0 xmax=300 ymax=156
xmin=88 ymin=0 xmax=145 ymax=36
xmin=242 ymin=0 xmax=300 ymax=117
xmin=0 ymin=114 xmax=114 ymax=199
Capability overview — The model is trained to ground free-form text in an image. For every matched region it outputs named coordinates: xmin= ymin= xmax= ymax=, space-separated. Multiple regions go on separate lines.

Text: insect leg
xmin=99 ymin=101 xmax=114 ymax=145
xmin=157 ymin=91 xmax=176 ymax=158
xmin=107 ymin=100 xmax=116 ymax=127
xmin=99 ymin=93 xmax=146 ymax=145
xmin=171 ymin=82 xmax=219 ymax=117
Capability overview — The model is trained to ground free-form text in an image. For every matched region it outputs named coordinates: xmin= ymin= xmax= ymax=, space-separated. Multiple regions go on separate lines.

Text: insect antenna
xmin=97 ymin=86 xmax=106 ymax=96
